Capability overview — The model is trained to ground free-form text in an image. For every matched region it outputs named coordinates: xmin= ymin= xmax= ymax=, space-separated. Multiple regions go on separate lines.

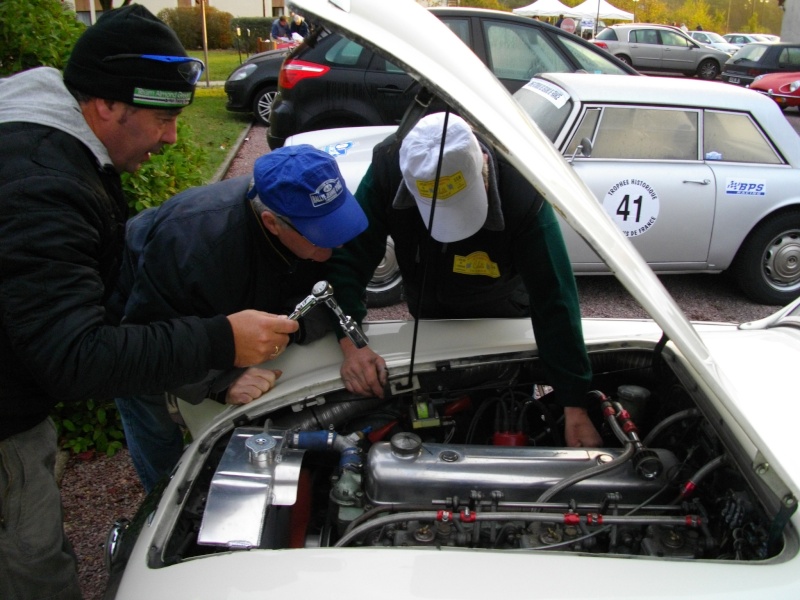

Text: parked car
xmin=722 ymin=42 xmax=800 ymax=87
xmin=724 ymin=32 xmax=774 ymax=47
xmin=104 ymin=2 xmax=800 ymax=598
xmin=591 ymin=23 xmax=731 ymax=79
xmin=224 ymin=47 xmax=292 ymax=126
xmin=267 ymin=6 xmax=637 ymax=149
xmin=687 ymin=30 xmax=739 ymax=56
xmin=288 ymin=72 xmax=800 ymax=306
xmin=749 ymin=71 xmax=800 ymax=110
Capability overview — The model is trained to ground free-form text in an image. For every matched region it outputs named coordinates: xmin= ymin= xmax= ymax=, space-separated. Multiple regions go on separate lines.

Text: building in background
xmin=782 ymin=0 xmax=799 ymax=41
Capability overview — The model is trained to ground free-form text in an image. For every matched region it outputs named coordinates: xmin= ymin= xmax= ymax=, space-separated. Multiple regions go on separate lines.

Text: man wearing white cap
xmin=325 ymin=112 xmax=601 ymax=448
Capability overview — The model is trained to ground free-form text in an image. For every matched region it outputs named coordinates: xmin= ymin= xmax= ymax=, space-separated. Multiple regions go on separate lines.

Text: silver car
xmin=688 ymin=30 xmax=739 ymax=56
xmin=288 ymin=74 xmax=800 ymax=305
xmin=593 ymin=23 xmax=732 ymax=79
xmin=724 ymin=32 xmax=775 ymax=47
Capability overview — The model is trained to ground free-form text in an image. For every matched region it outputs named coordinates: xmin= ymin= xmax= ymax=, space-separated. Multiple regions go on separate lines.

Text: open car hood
xmin=286 ymin=0 xmax=736 ymax=431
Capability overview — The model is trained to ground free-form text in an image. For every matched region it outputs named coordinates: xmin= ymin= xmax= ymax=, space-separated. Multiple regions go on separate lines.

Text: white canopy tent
xmin=569 ymin=0 xmax=634 ymax=21
xmin=512 ymin=0 xmax=582 ymax=19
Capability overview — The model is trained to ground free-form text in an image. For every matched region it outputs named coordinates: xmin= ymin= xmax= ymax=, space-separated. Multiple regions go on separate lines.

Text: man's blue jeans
xmin=115 ymin=394 xmax=184 ymax=494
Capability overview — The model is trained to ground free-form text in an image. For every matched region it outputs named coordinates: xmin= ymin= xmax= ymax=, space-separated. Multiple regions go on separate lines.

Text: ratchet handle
xmin=287 ymin=281 xmax=369 ymax=349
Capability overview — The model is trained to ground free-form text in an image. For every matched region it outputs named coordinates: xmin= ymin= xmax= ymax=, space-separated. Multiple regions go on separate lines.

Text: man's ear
xmin=261 ymin=211 xmax=281 ymax=235
xmin=94 ymin=98 xmax=121 ymax=120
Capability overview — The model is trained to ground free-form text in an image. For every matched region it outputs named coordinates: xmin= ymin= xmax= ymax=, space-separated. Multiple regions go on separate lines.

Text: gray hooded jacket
xmin=0 ymin=68 xmax=233 ymax=440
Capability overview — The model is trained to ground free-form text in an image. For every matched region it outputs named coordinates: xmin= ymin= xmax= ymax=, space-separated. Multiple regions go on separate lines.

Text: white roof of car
xmin=528 ymin=73 xmax=800 ymax=163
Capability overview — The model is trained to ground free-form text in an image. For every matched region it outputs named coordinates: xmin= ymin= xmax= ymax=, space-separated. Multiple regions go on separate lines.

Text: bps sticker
xmin=725 ymin=179 xmax=766 ymax=196
xmin=602 ymin=179 xmax=660 ymax=238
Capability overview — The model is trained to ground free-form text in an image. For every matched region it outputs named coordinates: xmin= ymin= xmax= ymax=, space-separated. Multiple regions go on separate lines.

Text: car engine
xmin=153 ymin=348 xmax=795 ymax=565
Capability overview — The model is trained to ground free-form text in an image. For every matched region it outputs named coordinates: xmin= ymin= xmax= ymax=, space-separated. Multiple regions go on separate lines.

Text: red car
xmin=749 ymin=71 xmax=800 ymax=110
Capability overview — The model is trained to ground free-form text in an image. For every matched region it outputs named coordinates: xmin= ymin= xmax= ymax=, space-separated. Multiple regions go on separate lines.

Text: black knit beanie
xmin=63 ymin=4 xmax=199 ymax=108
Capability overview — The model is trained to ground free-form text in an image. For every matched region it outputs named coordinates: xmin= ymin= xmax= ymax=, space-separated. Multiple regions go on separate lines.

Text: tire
xmin=696 ymin=59 xmax=720 ymax=80
xmin=252 ymin=86 xmax=277 ymax=126
xmin=617 ymin=54 xmax=632 ymax=66
xmin=732 ymin=210 xmax=800 ymax=305
xmin=366 ymin=237 xmax=404 ymax=308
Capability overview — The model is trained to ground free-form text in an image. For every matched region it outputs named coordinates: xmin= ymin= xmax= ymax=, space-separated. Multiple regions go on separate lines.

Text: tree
xmin=0 ymin=0 xmax=85 ymax=76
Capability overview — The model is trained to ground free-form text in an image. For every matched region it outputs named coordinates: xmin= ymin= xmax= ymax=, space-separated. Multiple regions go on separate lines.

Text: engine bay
xmin=154 ymin=347 xmax=796 ymax=564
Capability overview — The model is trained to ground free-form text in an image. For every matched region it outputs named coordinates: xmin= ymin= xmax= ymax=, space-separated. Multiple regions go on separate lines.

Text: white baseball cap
xmin=399 ymin=113 xmax=488 ymax=243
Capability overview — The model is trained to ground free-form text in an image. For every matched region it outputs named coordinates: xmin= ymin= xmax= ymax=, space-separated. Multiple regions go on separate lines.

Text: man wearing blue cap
xmin=111 ymin=144 xmax=367 ymax=493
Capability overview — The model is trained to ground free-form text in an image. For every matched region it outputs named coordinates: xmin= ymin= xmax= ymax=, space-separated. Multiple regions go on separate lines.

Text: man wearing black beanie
xmin=0 ymin=5 xmax=300 ymax=599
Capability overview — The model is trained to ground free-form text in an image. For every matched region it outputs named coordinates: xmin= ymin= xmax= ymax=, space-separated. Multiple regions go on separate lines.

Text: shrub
xmin=52 ymin=398 xmax=125 ymax=458
xmin=0 ymin=0 xmax=85 ymax=76
xmin=122 ymin=119 xmax=208 ymax=214
xmin=158 ymin=6 xmax=234 ymax=50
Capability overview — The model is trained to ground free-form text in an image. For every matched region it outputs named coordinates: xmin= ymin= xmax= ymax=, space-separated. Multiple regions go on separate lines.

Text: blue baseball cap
xmin=249 ymin=145 xmax=367 ymax=248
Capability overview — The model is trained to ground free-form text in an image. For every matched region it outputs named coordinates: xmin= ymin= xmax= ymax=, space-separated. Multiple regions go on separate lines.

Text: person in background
xmin=324 ymin=112 xmax=603 ymax=449
xmin=555 ymin=13 xmax=565 ymax=27
xmin=112 ymin=145 xmax=367 ymax=493
xmin=271 ymin=14 xmax=291 ymax=42
xmin=290 ymin=13 xmax=310 ymax=40
xmin=0 ymin=5 xmax=298 ymax=599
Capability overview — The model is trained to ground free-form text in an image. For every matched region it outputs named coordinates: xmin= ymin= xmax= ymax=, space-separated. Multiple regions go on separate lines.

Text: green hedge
xmin=158 ymin=6 xmax=234 ymax=50
xmin=0 ymin=0 xmax=85 ymax=76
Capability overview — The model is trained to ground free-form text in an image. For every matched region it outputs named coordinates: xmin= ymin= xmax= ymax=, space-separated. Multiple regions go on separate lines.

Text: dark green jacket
xmin=325 ymin=133 xmax=592 ymax=408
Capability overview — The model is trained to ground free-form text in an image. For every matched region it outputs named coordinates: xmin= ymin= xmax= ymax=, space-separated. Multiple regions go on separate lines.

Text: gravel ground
xmin=61 ymin=120 xmax=792 ymax=599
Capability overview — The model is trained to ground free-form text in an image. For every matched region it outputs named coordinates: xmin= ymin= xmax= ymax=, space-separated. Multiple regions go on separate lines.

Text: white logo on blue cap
xmin=311 ymin=178 xmax=344 ymax=207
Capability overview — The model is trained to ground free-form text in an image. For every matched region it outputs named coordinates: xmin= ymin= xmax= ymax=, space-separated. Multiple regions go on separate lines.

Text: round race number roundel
xmin=602 ymin=179 xmax=660 ymax=238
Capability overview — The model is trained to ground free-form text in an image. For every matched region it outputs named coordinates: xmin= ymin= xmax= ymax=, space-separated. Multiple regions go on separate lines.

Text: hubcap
xmin=763 ymin=229 xmax=800 ymax=288
xmin=257 ymin=91 xmax=276 ymax=122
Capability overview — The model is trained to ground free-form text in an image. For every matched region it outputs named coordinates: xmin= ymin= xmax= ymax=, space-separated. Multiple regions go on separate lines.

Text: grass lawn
xmin=188 ymin=49 xmax=252 ymax=81
xmin=183 ymin=86 xmax=252 ymax=183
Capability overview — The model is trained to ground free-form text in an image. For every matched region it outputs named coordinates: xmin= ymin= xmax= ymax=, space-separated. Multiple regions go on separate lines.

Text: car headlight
xmin=228 ymin=63 xmax=257 ymax=82
xmin=790 ymin=80 xmax=800 ymax=93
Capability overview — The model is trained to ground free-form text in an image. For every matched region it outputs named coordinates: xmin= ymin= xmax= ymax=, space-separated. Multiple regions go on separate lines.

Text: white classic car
xmin=105 ymin=1 xmax=800 ymax=598
xmin=288 ymin=73 xmax=800 ymax=307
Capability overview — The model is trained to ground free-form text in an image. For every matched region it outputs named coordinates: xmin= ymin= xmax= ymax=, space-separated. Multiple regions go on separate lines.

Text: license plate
xmin=729 ymin=77 xmax=740 ymax=84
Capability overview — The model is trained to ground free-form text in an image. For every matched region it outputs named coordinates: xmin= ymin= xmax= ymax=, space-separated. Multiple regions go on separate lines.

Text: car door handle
xmin=377 ymin=86 xmax=404 ymax=95
xmin=683 ymin=179 xmax=711 ymax=185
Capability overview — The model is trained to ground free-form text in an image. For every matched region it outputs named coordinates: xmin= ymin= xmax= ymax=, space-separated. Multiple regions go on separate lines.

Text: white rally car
xmin=105 ymin=1 xmax=800 ymax=598
xmin=288 ymin=74 xmax=800 ymax=307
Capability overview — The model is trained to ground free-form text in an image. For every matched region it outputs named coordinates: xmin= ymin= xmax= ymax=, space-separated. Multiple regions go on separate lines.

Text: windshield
xmin=703 ymin=32 xmax=727 ymax=43
xmin=512 ymin=79 xmax=574 ymax=141
xmin=557 ymin=35 xmax=631 ymax=74
xmin=734 ymin=44 xmax=769 ymax=61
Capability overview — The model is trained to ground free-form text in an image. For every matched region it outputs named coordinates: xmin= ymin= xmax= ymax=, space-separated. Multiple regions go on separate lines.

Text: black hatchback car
xmin=224 ymin=47 xmax=292 ymax=126
xmin=267 ymin=7 xmax=637 ymax=149
xmin=721 ymin=42 xmax=800 ymax=87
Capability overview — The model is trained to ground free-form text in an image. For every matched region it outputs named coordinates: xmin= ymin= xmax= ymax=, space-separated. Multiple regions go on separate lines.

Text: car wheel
xmin=367 ymin=237 xmax=404 ymax=308
xmin=252 ymin=86 xmax=277 ymax=126
xmin=617 ymin=55 xmax=632 ymax=66
xmin=732 ymin=210 xmax=800 ymax=305
xmin=696 ymin=59 xmax=720 ymax=80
